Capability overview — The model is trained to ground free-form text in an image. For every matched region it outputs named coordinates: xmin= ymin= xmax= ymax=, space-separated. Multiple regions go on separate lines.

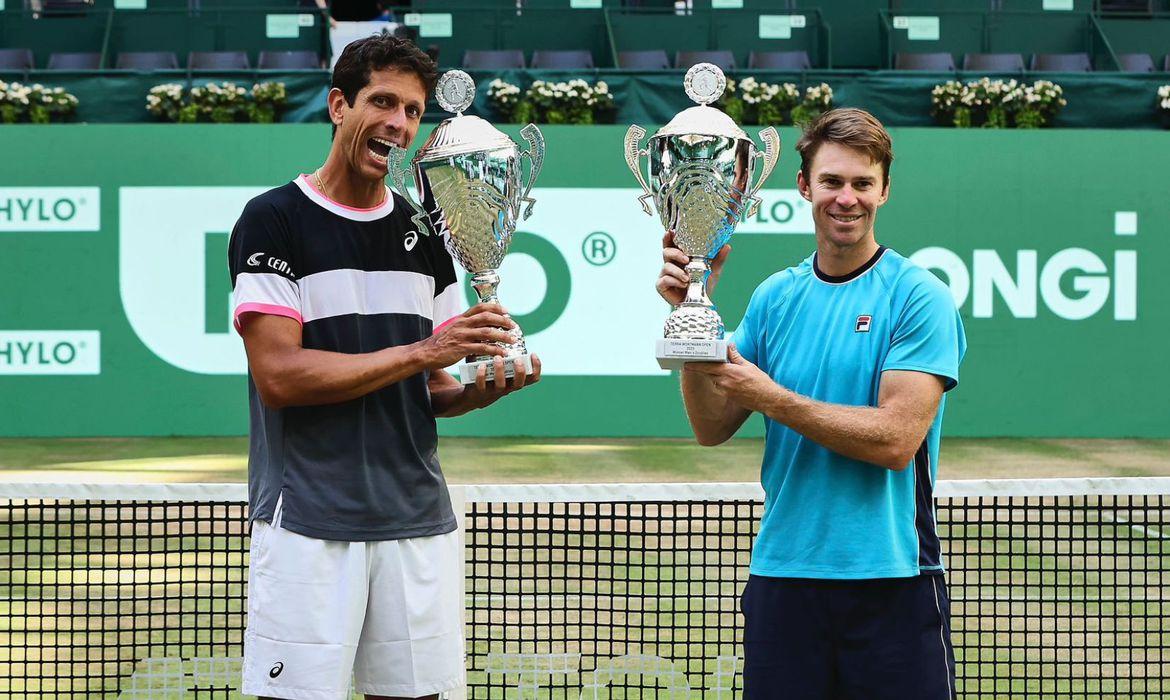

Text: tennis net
xmin=1 ymin=478 xmax=1167 ymax=699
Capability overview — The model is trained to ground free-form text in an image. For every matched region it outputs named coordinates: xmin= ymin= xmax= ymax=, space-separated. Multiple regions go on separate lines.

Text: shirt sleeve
xmin=228 ymin=199 xmax=301 ymax=334
xmin=882 ymin=274 xmax=967 ymax=391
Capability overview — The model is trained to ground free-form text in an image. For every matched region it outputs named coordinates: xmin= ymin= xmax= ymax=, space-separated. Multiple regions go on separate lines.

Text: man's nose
xmin=835 ymin=188 xmax=858 ymax=208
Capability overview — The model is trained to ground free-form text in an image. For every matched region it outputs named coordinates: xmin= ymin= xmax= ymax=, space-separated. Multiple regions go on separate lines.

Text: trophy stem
xmin=470 ymin=270 xmax=501 ymax=304
xmin=680 ymin=257 xmax=713 ymax=309
xmin=663 ymin=256 xmax=725 ymax=342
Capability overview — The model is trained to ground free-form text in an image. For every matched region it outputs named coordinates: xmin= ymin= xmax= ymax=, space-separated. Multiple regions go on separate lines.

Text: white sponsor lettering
xmin=0 ymin=331 xmax=101 ymax=375
xmin=120 ymin=187 xmax=260 ymax=374
xmin=0 ymin=187 xmax=100 ymax=231
xmin=247 ymin=251 xmax=264 ymax=266
xmin=736 ymin=189 xmax=814 ymax=234
xmin=911 ymin=247 xmax=1137 ymax=320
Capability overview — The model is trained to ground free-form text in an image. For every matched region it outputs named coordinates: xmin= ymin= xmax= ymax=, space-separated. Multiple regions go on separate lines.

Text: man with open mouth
xmin=228 ymin=33 xmax=540 ymax=700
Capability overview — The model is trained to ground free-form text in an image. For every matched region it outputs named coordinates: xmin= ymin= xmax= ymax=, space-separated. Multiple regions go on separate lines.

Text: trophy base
xmin=656 ymin=338 xmax=728 ymax=370
xmin=459 ymin=353 xmax=533 ymax=385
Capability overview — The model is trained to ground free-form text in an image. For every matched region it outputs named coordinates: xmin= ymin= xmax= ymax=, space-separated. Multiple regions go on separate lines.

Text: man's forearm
xmin=681 ymin=370 xmax=750 ymax=446
xmin=758 ymin=388 xmax=915 ymax=470
xmin=255 ymin=343 xmax=429 ymax=409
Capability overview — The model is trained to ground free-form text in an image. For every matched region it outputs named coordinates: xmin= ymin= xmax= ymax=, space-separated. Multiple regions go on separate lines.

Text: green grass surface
xmin=1 ymin=437 xmax=1169 ymax=484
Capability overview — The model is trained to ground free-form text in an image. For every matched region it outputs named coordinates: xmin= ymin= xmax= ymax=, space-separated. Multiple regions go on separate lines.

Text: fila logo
xmin=246 ymin=252 xmax=264 ymax=266
xmin=404 ymin=229 xmax=419 ymax=252
xmin=269 ymin=661 xmax=284 ymax=678
xmin=855 ymin=315 xmax=872 ymax=333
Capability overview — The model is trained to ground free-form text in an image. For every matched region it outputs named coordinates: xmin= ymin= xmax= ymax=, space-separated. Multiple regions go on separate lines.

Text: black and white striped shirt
xmin=229 ymin=175 xmax=462 ymax=541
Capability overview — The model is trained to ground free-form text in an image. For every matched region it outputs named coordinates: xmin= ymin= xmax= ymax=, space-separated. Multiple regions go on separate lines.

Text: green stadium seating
xmin=793 ymin=0 xmax=883 ymax=68
xmin=0 ymin=11 xmax=107 ymax=68
xmin=607 ymin=9 xmax=711 ymax=66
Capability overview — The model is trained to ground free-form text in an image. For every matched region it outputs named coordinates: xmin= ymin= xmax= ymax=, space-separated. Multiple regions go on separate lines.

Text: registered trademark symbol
xmin=79 ymin=198 xmax=87 ymax=206
xmin=79 ymin=342 xmax=87 ymax=349
xmin=582 ymin=232 xmax=616 ymax=266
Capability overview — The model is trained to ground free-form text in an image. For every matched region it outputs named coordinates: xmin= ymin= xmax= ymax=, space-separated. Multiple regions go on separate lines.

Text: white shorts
xmin=242 ymin=508 xmax=464 ymax=700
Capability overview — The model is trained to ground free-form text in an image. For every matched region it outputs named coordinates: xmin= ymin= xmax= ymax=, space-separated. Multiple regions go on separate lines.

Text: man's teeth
xmin=372 ymin=137 xmax=394 ymax=148
xmin=831 ymin=213 xmax=861 ymax=222
xmin=369 ymin=148 xmax=388 ymax=162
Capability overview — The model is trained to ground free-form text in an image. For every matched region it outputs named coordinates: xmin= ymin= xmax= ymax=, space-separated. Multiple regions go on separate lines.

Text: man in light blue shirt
xmin=657 ymin=108 xmax=966 ymax=699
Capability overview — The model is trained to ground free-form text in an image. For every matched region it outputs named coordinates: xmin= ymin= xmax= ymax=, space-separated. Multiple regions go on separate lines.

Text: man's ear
xmin=326 ymin=87 xmax=347 ymax=127
xmin=796 ymin=169 xmax=812 ymax=202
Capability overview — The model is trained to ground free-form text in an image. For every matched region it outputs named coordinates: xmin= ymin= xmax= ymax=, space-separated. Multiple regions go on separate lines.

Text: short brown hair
xmin=795 ymin=108 xmax=894 ymax=185
xmin=329 ymin=34 xmax=437 ymax=137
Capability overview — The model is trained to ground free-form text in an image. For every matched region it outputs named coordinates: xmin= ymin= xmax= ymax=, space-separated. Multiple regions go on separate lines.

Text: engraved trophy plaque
xmin=387 ymin=70 xmax=544 ymax=384
xmin=625 ymin=63 xmax=780 ymax=369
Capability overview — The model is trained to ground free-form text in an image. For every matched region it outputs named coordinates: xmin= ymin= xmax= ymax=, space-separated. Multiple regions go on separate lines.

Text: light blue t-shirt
xmin=729 ymin=246 xmax=966 ymax=579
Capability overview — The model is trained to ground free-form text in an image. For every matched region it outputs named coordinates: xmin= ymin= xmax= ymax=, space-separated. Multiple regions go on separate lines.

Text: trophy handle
xmin=624 ymin=124 xmax=654 ymax=216
xmin=746 ymin=126 xmax=781 ymax=219
xmin=518 ymin=123 xmax=544 ymax=220
xmin=386 ymin=145 xmax=435 ymax=236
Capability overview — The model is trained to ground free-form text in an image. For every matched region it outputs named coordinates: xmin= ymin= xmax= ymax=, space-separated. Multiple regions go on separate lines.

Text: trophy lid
xmin=415 ymin=70 xmax=517 ymax=162
xmin=651 ymin=63 xmax=751 ymax=143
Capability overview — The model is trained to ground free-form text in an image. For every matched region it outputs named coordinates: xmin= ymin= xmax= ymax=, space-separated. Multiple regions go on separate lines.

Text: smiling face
xmin=797 ymin=142 xmax=890 ymax=253
xmin=328 ymin=67 xmax=426 ymax=182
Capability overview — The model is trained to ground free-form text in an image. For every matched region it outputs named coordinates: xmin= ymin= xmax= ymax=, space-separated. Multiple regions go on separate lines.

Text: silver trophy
xmin=625 ymin=63 xmax=780 ymax=369
xmin=387 ymin=70 xmax=544 ymax=384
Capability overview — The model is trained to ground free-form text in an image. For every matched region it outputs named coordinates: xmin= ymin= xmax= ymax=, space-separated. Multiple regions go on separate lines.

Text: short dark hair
xmin=795 ymin=108 xmax=894 ymax=186
xmin=329 ymin=33 xmax=437 ymax=134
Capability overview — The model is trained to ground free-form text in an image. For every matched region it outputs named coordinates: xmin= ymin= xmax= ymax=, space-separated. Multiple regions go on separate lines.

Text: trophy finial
xmin=436 ymin=70 xmax=475 ymax=115
xmin=683 ymin=63 xmax=726 ymax=106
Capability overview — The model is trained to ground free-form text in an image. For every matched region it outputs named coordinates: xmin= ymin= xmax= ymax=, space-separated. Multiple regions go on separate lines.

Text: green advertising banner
xmin=0 ymin=125 xmax=1166 ymax=437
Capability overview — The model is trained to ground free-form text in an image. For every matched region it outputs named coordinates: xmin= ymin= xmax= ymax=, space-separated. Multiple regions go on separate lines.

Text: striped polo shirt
xmin=229 ymin=175 xmax=462 ymax=541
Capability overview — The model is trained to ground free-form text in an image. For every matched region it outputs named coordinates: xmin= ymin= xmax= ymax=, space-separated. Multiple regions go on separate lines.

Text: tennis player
xmin=658 ymin=108 xmax=966 ymax=699
xmin=229 ymin=35 xmax=539 ymax=700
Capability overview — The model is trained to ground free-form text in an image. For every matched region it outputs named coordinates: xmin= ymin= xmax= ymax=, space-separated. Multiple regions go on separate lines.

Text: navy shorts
xmin=741 ymin=574 xmax=956 ymax=700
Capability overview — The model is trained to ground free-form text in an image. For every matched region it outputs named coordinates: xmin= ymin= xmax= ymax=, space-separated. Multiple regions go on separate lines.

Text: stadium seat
xmin=748 ymin=51 xmax=812 ymax=70
xmin=1031 ymin=53 xmax=1092 ymax=72
xmin=895 ymin=52 xmax=956 ymax=71
xmin=617 ymin=50 xmax=670 ymax=70
xmin=258 ymin=51 xmax=321 ymax=70
xmin=963 ymin=53 xmax=1025 ymax=72
xmin=675 ymin=50 xmax=736 ymax=71
xmin=1113 ymin=53 xmax=1155 ymax=72
xmin=47 ymin=52 xmax=102 ymax=70
xmin=531 ymin=50 xmax=595 ymax=70
xmin=0 ymin=48 xmax=35 ymax=71
xmin=462 ymin=50 xmax=526 ymax=70
xmin=189 ymin=51 xmax=251 ymax=71
xmin=116 ymin=52 xmax=180 ymax=70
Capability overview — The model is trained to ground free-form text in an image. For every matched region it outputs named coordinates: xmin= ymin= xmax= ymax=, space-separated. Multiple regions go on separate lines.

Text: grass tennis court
xmin=1 ymin=437 xmax=1169 ymax=484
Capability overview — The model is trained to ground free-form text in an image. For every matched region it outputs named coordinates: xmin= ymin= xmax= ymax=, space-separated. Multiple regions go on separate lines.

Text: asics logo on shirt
xmin=404 ymin=229 xmax=419 ymax=252
xmin=269 ymin=661 xmax=284 ymax=678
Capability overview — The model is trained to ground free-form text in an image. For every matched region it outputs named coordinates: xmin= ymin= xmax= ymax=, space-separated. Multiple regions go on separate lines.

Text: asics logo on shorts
xmin=269 ymin=661 xmax=284 ymax=678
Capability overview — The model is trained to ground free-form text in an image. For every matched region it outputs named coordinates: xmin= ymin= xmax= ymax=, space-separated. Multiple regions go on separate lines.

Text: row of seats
xmin=463 ymin=49 xmax=811 ymax=71
xmin=896 ymin=51 xmax=1170 ymax=72
xmin=0 ymin=49 xmax=321 ymax=71
xmin=460 ymin=48 xmax=1170 ymax=73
